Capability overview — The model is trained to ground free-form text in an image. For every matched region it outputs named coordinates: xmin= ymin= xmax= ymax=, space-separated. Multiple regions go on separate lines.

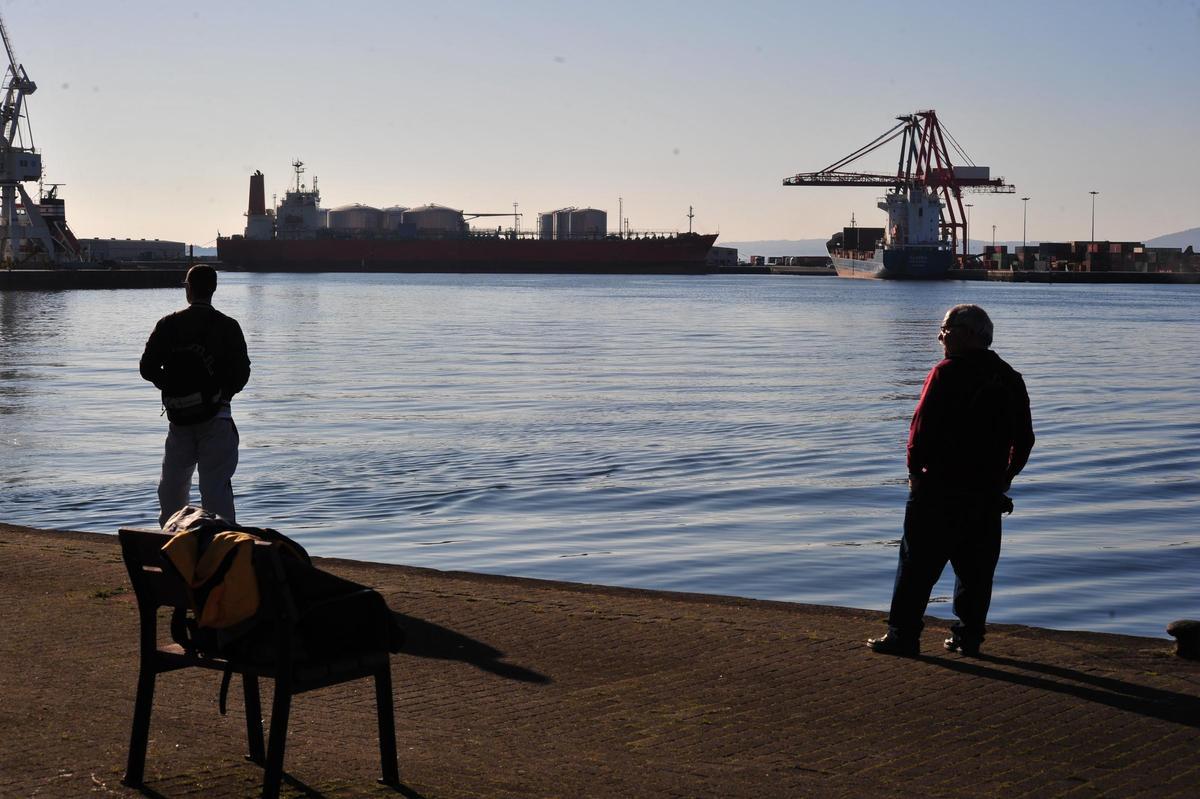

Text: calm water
xmin=2 ymin=273 xmax=1197 ymax=638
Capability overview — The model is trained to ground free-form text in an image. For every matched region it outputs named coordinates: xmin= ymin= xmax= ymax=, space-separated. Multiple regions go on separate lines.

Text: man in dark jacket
xmin=140 ymin=265 xmax=251 ymax=526
xmin=868 ymin=304 xmax=1034 ymax=657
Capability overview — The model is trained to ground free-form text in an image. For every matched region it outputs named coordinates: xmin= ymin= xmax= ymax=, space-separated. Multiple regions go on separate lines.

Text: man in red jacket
xmin=868 ymin=304 xmax=1034 ymax=657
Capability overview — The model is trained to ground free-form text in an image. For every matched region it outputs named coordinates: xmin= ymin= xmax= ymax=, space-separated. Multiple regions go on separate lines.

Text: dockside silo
xmin=538 ymin=212 xmax=555 ymax=240
xmin=381 ymin=206 xmax=409 ymax=230
xmin=552 ymin=208 xmax=575 ymax=240
xmin=404 ymin=204 xmax=466 ymax=234
xmin=327 ymin=203 xmax=382 ymax=231
xmin=568 ymin=208 xmax=606 ymax=239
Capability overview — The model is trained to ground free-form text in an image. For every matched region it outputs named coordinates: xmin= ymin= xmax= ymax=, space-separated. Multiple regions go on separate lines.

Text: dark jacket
xmin=907 ymin=348 xmax=1034 ymax=496
xmin=140 ymin=301 xmax=251 ymax=421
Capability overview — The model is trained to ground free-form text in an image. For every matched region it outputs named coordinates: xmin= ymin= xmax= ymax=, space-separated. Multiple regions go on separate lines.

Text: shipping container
xmin=842 ymin=226 xmax=884 ymax=250
xmin=952 ymin=166 xmax=991 ymax=181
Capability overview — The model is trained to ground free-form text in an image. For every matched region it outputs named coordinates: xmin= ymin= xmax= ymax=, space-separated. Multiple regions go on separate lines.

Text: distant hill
xmin=1145 ymin=227 xmax=1199 ymax=251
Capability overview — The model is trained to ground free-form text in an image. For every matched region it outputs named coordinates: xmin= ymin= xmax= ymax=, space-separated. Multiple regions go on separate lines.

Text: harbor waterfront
xmin=2 ymin=273 xmax=1197 ymax=639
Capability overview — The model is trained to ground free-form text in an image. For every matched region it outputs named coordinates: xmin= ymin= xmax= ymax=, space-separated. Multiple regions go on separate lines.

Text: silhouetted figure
xmin=140 ymin=265 xmax=251 ymax=526
xmin=869 ymin=304 xmax=1034 ymax=657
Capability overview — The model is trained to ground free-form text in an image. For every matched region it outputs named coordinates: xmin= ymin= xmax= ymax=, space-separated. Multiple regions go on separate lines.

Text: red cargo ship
xmin=217 ymin=164 xmax=717 ymax=274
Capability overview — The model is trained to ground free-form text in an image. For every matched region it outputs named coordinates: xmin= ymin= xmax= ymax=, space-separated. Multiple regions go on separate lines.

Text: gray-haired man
xmin=868 ymin=304 xmax=1034 ymax=657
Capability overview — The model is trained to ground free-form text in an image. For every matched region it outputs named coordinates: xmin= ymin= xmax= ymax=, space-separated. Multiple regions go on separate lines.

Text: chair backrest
xmin=119 ymin=528 xmax=191 ymax=612
xmin=119 ymin=526 xmax=296 ymax=656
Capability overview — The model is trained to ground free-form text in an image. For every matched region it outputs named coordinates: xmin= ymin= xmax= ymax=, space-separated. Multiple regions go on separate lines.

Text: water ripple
xmin=1 ymin=275 xmax=1197 ymax=638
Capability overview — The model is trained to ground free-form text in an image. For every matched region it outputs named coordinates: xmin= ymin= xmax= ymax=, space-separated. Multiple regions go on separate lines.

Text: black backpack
xmin=160 ymin=323 xmax=223 ymax=425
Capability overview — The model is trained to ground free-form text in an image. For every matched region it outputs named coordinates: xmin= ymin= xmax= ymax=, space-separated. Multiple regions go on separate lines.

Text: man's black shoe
xmin=867 ymin=632 xmax=919 ymax=657
xmin=943 ymin=635 xmax=981 ymax=657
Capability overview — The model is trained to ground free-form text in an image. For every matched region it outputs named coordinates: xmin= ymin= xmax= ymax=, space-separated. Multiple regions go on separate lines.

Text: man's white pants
xmin=157 ymin=416 xmax=240 ymax=526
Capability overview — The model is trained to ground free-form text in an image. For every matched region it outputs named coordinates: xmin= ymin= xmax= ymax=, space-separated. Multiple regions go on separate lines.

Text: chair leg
xmin=243 ymin=675 xmax=265 ymax=764
xmin=122 ymin=665 xmax=157 ymax=787
xmin=262 ymin=681 xmax=292 ymax=799
xmin=375 ymin=663 xmax=400 ymax=786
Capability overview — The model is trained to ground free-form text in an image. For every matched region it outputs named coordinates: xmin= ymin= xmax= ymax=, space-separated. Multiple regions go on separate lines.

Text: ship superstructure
xmin=0 ymin=13 xmax=80 ymax=263
xmin=784 ymin=110 xmax=1013 ymax=279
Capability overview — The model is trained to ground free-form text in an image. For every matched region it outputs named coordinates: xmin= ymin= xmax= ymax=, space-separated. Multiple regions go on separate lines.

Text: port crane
xmin=0 ymin=12 xmax=80 ymax=263
xmin=783 ymin=110 xmax=1013 ymax=262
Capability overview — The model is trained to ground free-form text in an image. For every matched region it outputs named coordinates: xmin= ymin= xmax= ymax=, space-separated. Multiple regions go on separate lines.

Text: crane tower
xmin=0 ymin=12 xmax=80 ymax=263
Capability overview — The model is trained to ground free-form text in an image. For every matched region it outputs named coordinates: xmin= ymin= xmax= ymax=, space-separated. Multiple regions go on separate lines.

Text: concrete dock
xmin=2 ymin=522 xmax=1197 ymax=798
xmin=0 ymin=268 xmax=187 ymax=290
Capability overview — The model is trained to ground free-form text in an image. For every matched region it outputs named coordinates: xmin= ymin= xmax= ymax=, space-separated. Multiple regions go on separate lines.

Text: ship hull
xmin=830 ymin=247 xmax=952 ymax=280
xmin=217 ymin=234 xmax=718 ymax=274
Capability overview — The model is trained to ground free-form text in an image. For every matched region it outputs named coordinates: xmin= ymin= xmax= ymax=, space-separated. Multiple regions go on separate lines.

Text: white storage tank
xmin=552 ymin=207 xmax=575 ymax=240
xmin=381 ymin=206 xmax=409 ymax=230
xmin=538 ymin=212 xmax=555 ymax=240
xmin=568 ymin=208 xmax=606 ymax=239
xmin=404 ymin=204 xmax=466 ymax=233
xmin=327 ymin=203 xmax=382 ymax=230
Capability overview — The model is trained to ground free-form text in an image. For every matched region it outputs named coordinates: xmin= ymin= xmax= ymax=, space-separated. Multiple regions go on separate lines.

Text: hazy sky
xmin=7 ymin=0 xmax=1198 ymax=246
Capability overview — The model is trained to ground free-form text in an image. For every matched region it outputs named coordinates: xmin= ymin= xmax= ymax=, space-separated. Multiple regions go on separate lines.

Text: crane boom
xmin=784 ymin=172 xmax=902 ymax=187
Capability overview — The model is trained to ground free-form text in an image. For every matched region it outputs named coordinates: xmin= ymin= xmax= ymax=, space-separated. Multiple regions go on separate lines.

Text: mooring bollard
xmin=1166 ymin=619 xmax=1200 ymax=660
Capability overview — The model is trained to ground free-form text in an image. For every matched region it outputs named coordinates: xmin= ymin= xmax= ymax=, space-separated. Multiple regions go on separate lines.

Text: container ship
xmin=217 ymin=164 xmax=717 ymax=274
xmin=825 ymin=188 xmax=955 ymax=280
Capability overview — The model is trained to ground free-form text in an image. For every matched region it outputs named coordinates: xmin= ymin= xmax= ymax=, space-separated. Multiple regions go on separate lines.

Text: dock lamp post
xmin=1021 ymin=197 xmax=1030 ymax=249
xmin=992 ymin=224 xmax=996 ymax=249
xmin=1089 ymin=191 xmax=1099 ymax=242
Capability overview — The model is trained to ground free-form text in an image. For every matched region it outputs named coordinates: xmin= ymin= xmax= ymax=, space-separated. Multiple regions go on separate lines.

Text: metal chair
xmin=118 ymin=527 xmax=399 ymax=798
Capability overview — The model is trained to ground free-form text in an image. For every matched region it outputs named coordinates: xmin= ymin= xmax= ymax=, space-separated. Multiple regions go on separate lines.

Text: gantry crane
xmin=783 ymin=110 xmax=1013 ymax=262
xmin=0 ymin=12 xmax=80 ymax=263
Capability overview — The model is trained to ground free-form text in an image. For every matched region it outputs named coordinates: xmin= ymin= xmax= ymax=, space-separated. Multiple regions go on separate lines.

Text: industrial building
xmin=706 ymin=246 xmax=738 ymax=267
xmin=80 ymin=238 xmax=185 ymax=262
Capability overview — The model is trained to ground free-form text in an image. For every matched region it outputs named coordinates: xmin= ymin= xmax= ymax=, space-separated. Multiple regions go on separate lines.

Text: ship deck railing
xmin=462 ymin=230 xmax=692 ymax=241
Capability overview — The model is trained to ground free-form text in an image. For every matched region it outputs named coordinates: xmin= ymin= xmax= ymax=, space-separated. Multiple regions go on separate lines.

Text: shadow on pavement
xmin=132 ymin=768 xmax=428 ymax=799
xmin=281 ymin=770 xmax=427 ymax=798
xmin=928 ymin=652 xmax=1200 ymax=728
xmin=394 ymin=612 xmax=551 ymax=684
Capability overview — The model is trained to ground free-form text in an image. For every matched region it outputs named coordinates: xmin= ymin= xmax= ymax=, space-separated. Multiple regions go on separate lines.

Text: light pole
xmin=1089 ymin=191 xmax=1099 ymax=242
xmin=965 ymin=203 xmax=973 ymax=255
xmin=992 ymin=224 xmax=996 ymax=249
xmin=1021 ymin=197 xmax=1030 ymax=249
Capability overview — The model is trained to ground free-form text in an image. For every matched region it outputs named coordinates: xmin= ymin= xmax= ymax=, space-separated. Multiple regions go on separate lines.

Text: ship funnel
xmin=247 ymin=170 xmax=266 ymax=216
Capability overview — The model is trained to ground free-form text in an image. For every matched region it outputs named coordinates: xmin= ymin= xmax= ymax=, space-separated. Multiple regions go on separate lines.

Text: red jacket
xmin=907 ymin=348 xmax=1034 ymax=495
